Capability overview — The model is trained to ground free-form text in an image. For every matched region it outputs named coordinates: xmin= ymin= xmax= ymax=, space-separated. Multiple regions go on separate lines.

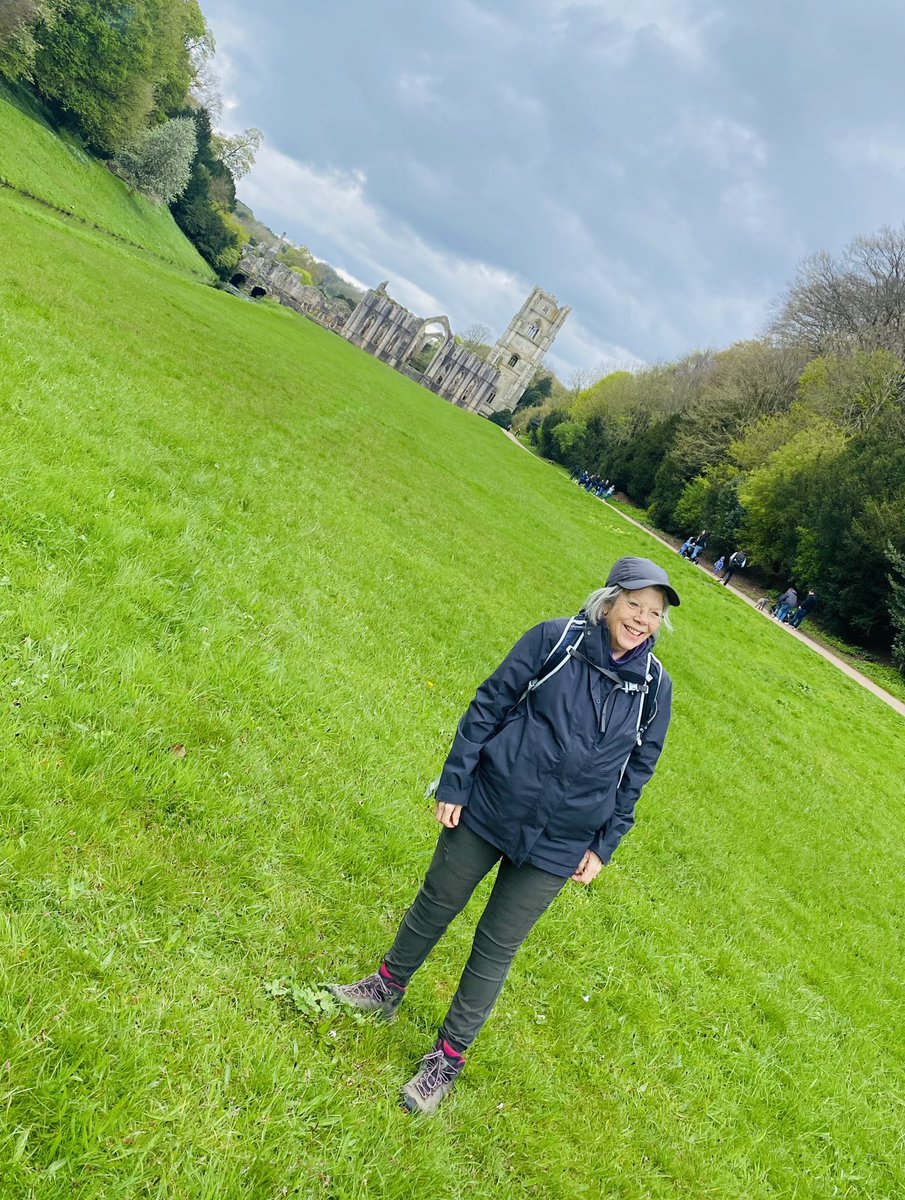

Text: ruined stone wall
xmin=343 ymin=287 xmax=424 ymax=366
xmin=423 ymin=340 xmax=500 ymax=415
xmin=234 ymin=249 xmax=349 ymax=331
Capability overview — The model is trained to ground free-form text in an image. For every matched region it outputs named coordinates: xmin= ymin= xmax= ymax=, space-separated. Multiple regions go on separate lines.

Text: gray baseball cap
xmin=606 ymin=556 xmax=681 ymax=607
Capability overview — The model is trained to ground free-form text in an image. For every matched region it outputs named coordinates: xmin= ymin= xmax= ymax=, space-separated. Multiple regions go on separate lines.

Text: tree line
xmin=0 ymin=0 xmax=261 ymax=275
xmin=515 ymin=229 xmax=905 ymax=671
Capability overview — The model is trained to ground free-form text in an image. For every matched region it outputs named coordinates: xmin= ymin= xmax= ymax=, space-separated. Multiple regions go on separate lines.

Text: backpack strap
xmin=516 ymin=615 xmax=587 ymax=706
xmin=636 ymin=653 xmax=663 ymax=744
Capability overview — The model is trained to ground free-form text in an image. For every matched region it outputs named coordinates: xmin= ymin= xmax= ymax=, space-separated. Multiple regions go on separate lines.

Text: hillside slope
xmin=0 ymin=83 xmax=211 ymax=276
xmin=1 ymin=188 xmax=904 ymax=1198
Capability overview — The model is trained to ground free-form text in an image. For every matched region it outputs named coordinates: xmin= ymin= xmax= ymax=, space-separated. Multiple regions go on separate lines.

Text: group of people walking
xmin=767 ymin=587 xmax=818 ymax=628
xmin=677 ymin=532 xmax=748 ymax=587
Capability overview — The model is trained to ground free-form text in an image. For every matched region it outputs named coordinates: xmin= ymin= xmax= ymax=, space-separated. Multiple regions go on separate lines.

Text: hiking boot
xmin=401 ymin=1039 xmax=465 ymax=1115
xmin=326 ymin=967 xmax=406 ymax=1021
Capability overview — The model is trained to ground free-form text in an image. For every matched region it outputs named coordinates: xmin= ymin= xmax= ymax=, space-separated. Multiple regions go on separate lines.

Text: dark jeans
xmin=384 ymin=823 xmax=567 ymax=1052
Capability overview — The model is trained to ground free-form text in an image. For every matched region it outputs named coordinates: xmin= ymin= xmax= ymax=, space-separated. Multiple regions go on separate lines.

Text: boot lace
xmin=343 ymin=974 xmax=390 ymax=1002
xmin=414 ymin=1049 xmax=458 ymax=1097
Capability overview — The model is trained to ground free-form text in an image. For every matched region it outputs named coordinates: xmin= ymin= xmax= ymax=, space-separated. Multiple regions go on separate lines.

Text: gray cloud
xmin=202 ymin=0 xmax=905 ymax=375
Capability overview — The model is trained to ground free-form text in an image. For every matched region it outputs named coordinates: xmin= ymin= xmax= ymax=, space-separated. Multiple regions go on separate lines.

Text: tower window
xmin=526 ymin=322 xmax=540 ymax=339
xmin=508 ymin=353 xmax=520 ymax=368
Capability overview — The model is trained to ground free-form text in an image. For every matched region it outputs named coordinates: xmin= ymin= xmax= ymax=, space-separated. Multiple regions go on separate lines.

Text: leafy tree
xmin=211 ymin=127 xmax=263 ymax=180
xmin=515 ymin=373 xmax=553 ymax=411
xmin=115 ymin=115 xmax=196 ymax=203
xmin=887 ymin=543 xmax=905 ymax=671
xmin=487 ymin=408 xmax=513 ymax=428
xmin=0 ymin=0 xmax=60 ymax=80
xmin=170 ymin=106 xmax=242 ymax=275
xmin=798 ymin=349 xmax=905 ymax=434
xmin=550 ymin=419 xmax=586 ymax=462
xmin=30 ymin=0 xmax=206 ymax=152
xmin=538 ymin=409 xmax=569 ymax=459
xmin=739 ymin=422 xmax=845 ymax=577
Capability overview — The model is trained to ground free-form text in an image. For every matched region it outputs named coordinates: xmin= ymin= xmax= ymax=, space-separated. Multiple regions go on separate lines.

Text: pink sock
xmin=379 ymin=962 xmax=405 ymax=990
xmin=441 ymin=1039 xmax=465 ymax=1062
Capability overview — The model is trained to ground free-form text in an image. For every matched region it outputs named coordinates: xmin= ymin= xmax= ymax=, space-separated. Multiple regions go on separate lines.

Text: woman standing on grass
xmin=328 ymin=556 xmax=678 ymax=1115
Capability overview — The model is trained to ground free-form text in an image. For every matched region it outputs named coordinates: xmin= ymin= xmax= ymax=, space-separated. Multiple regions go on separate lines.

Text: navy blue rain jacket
xmin=435 ymin=618 xmax=673 ymax=877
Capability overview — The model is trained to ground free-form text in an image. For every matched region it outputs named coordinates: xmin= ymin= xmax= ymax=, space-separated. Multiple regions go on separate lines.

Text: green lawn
xmin=2 ymin=185 xmax=905 ymax=1199
xmin=0 ymin=83 xmax=211 ymax=277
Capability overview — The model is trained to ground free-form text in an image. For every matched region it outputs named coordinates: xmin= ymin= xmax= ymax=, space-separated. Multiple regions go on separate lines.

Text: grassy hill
xmin=0 ymin=83 xmax=212 ymax=277
xmin=1 ymin=180 xmax=905 ymax=1198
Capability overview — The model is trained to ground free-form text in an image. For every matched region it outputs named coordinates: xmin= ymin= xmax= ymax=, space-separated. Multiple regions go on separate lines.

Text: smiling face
xmin=604 ymin=586 xmax=666 ymax=659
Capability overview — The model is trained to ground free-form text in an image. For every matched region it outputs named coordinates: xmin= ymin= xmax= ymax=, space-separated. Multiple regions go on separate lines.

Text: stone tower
xmin=486 ymin=287 xmax=571 ymax=412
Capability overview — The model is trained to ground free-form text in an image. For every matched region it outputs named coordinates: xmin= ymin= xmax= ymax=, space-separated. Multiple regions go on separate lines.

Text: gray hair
xmin=583 ymin=584 xmax=674 ymax=639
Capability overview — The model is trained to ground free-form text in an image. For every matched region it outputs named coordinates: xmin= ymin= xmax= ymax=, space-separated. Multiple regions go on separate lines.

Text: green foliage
xmin=537 ymin=408 xmax=570 ymax=459
xmin=114 ymin=114 xmax=196 ymax=203
xmin=0 ymin=0 xmax=61 ymax=81
xmin=739 ymin=423 xmax=845 ymax=576
xmin=30 ymin=0 xmax=207 ymax=152
xmin=487 ymin=408 xmax=513 ymax=428
xmin=210 ymin=126 xmax=262 ymax=180
xmin=4 ymin=187 xmax=905 ymax=1194
xmin=798 ymin=348 xmax=905 ymax=433
xmin=887 ymin=543 xmax=905 ymax=669
xmin=169 ymin=106 xmax=242 ymax=275
xmin=514 ymin=372 xmax=553 ymax=410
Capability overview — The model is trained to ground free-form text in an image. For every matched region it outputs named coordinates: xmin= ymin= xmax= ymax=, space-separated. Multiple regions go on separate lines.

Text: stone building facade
xmin=486 ymin=287 xmax=572 ymax=412
xmin=230 ymin=248 xmax=350 ymax=331
xmin=343 ymin=284 xmax=501 ymax=414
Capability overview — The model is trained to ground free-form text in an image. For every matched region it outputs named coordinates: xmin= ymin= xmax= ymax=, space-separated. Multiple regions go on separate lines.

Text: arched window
xmin=526 ymin=322 xmax=540 ymax=339
xmin=508 ymin=353 xmax=520 ymax=368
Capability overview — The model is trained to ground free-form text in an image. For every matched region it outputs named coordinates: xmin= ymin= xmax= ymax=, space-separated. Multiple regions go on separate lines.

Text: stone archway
xmin=250 ymin=286 xmax=267 ymax=299
xmin=230 ymin=272 xmax=248 ymax=288
xmin=403 ymin=315 xmax=453 ymax=372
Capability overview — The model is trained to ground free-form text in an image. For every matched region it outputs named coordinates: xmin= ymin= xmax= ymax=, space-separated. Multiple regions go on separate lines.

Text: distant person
xmin=774 ymin=587 xmax=798 ymax=623
xmin=327 ymin=557 xmax=679 ymax=1115
xmin=678 ymin=537 xmax=695 ymax=558
xmin=712 ymin=556 xmax=725 ymax=576
xmin=789 ymin=591 xmax=817 ymax=628
xmin=720 ymin=550 xmax=747 ymax=586
xmin=690 ymin=542 xmax=706 ymax=564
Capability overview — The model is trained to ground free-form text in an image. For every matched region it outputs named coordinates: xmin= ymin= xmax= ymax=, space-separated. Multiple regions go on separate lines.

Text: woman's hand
xmin=435 ymin=802 xmax=463 ymax=828
xmin=571 ymin=850 xmax=604 ymax=885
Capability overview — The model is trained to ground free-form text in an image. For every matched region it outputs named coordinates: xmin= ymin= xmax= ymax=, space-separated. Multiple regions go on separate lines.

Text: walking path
xmin=502 ymin=429 xmax=905 ymax=719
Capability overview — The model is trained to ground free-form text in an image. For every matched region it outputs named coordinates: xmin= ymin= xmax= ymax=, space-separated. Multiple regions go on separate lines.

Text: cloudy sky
xmin=200 ymin=0 xmax=905 ymax=378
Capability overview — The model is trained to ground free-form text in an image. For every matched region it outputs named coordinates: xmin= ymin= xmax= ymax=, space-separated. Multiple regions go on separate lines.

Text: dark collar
xmin=580 ymin=621 xmax=653 ymax=685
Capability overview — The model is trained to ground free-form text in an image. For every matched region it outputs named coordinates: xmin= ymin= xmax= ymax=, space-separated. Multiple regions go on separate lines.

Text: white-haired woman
xmin=329 ymin=556 xmax=679 ymax=1114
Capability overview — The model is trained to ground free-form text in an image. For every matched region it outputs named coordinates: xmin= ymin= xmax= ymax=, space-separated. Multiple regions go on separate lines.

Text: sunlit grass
xmin=0 ymin=82 xmax=211 ymax=276
xmin=1 ymin=185 xmax=904 ymax=1198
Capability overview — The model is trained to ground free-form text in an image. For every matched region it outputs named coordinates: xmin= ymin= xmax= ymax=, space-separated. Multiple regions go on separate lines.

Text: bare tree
xmin=567 ymin=367 xmax=597 ymax=398
xmin=771 ymin=226 xmax=905 ymax=358
xmin=458 ymin=323 xmax=491 ymax=356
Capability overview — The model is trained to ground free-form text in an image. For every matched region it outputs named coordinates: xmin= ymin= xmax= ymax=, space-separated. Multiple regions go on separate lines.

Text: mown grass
xmin=2 ymin=186 xmax=905 ymax=1198
xmin=0 ymin=82 xmax=211 ymax=277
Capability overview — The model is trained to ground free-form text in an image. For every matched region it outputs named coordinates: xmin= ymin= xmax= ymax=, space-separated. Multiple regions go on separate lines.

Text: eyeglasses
xmin=623 ymin=598 xmax=663 ymax=624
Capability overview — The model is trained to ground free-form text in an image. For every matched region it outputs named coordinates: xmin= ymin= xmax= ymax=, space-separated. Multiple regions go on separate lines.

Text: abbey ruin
xmin=344 ymin=284 xmax=570 ymax=416
xmin=231 ymin=247 xmax=570 ymax=417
